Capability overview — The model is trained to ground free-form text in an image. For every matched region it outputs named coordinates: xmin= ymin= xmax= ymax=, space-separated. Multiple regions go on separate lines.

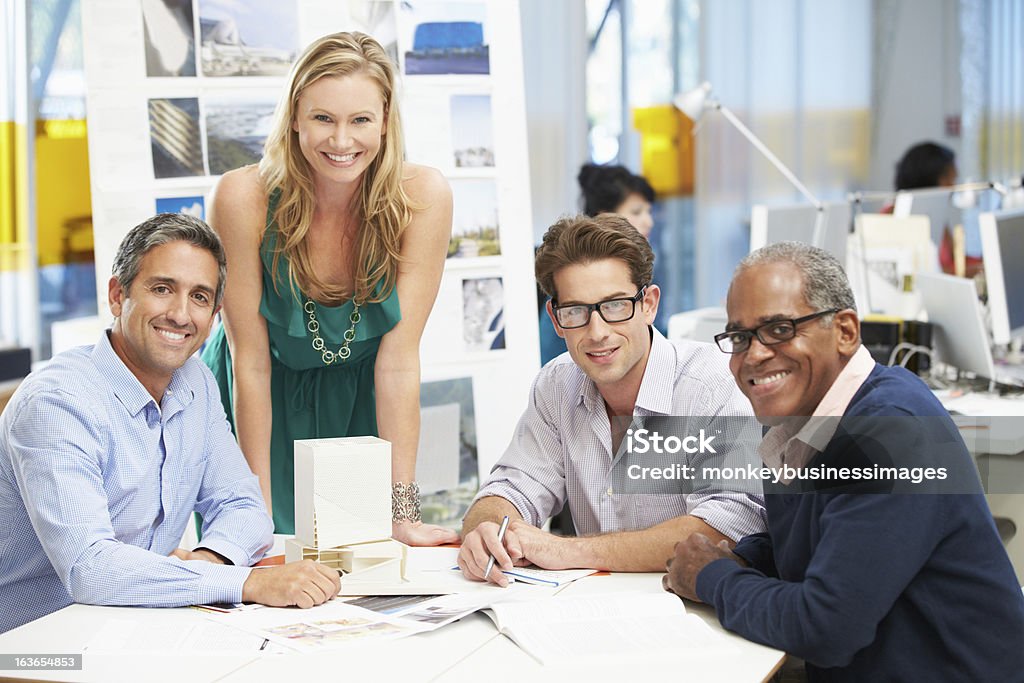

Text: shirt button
xmin=606 ymin=487 xmax=614 ymax=496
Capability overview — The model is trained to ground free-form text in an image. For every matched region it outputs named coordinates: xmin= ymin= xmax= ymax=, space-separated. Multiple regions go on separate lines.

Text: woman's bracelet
xmin=392 ymin=481 xmax=422 ymax=523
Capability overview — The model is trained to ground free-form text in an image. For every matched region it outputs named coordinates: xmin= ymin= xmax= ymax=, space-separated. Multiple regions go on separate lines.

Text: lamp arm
xmin=850 ymin=181 xmax=996 ymax=203
xmin=714 ymin=102 xmax=823 ymax=209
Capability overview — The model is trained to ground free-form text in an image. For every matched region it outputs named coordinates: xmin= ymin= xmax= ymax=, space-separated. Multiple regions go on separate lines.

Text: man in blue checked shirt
xmin=0 ymin=213 xmax=339 ymax=633
xmin=458 ymin=214 xmax=766 ymax=585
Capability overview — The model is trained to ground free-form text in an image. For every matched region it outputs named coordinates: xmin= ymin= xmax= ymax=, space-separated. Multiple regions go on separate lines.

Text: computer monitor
xmin=916 ymin=272 xmax=995 ymax=381
xmin=749 ymin=201 xmax=851 ymax=265
xmin=846 ymin=213 xmax=933 ymax=317
xmin=980 ymin=208 xmax=1024 ymax=345
xmin=893 ymin=190 xmax=962 ymax=248
xmin=851 ymin=195 xmax=891 ymax=214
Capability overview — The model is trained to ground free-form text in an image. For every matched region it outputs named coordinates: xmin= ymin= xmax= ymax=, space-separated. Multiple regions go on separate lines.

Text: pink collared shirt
xmin=758 ymin=345 xmax=876 ymax=477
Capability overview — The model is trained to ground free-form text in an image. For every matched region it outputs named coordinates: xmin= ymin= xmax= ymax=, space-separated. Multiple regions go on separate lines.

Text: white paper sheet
xmin=85 ymin=619 xmax=266 ymax=653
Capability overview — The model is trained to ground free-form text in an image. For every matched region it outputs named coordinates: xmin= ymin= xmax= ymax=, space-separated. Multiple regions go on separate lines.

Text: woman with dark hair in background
xmin=577 ymin=163 xmax=656 ymax=238
xmin=891 ymin=141 xmax=981 ymax=276
xmin=894 ymin=141 xmax=957 ymax=191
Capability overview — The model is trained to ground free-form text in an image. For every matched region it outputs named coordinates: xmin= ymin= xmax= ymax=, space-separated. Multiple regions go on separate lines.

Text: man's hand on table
xmin=458 ymin=519 xmax=521 ymax=586
xmin=457 ymin=520 xmax=579 ymax=586
xmin=242 ymin=559 xmax=340 ymax=608
xmin=662 ymin=532 xmax=741 ymax=602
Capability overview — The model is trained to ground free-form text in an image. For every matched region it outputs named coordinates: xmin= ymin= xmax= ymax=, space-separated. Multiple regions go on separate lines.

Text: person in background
xmin=201 ymin=32 xmax=458 ymax=545
xmin=578 ymin=163 xmax=656 ymax=238
xmin=0 ymin=214 xmax=339 ymax=634
xmin=893 ymin=141 xmax=957 ymax=191
xmin=664 ymin=241 xmax=1024 ymax=682
xmin=539 ymin=163 xmax=659 ymax=365
xmin=890 ymin=140 xmax=982 ymax=277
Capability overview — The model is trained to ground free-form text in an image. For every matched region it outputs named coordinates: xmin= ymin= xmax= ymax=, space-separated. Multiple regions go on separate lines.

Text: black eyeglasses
xmin=552 ymin=287 xmax=647 ymax=329
xmin=714 ymin=309 xmax=840 ymax=354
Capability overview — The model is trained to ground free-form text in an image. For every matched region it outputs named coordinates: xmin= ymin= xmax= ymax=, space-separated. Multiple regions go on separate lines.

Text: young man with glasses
xmin=457 ymin=214 xmax=765 ymax=584
xmin=663 ymin=242 xmax=1024 ymax=681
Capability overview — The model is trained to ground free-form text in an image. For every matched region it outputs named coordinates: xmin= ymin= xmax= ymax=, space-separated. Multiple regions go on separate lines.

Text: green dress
xmin=202 ymin=193 xmax=401 ymax=534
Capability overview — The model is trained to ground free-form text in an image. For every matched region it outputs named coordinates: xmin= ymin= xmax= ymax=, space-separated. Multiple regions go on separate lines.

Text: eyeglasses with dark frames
xmin=714 ymin=309 xmax=841 ymax=354
xmin=552 ymin=287 xmax=647 ymax=330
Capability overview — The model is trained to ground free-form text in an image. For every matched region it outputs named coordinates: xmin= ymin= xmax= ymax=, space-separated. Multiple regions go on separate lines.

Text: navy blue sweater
xmin=696 ymin=364 xmax=1024 ymax=682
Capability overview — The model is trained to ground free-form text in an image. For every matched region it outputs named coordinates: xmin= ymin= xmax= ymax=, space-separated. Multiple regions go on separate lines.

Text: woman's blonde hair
xmin=260 ymin=31 xmax=409 ymax=304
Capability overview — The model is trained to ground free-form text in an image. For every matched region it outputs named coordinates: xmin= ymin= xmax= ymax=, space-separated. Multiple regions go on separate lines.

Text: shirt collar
xmin=634 ymin=328 xmax=675 ymax=415
xmin=758 ymin=344 xmax=876 ymax=466
xmin=812 ymin=344 xmax=875 ymax=419
xmin=90 ymin=330 xmax=195 ymax=417
xmin=578 ymin=326 xmax=672 ymax=415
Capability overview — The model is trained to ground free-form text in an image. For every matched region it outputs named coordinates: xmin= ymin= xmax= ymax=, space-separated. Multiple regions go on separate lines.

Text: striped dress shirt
xmin=475 ymin=329 xmax=766 ymax=540
xmin=0 ymin=332 xmax=272 ymax=633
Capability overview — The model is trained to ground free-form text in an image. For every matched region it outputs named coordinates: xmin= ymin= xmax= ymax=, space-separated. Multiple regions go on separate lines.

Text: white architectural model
xmin=285 ymin=436 xmax=411 ymax=594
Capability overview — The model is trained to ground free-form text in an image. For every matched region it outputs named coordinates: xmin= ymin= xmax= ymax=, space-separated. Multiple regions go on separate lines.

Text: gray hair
xmin=734 ymin=242 xmax=856 ymax=317
xmin=112 ymin=213 xmax=227 ymax=306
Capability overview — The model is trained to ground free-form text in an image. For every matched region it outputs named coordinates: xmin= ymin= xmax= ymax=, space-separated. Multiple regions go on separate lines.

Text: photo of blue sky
xmin=156 ymin=195 xmax=205 ymax=220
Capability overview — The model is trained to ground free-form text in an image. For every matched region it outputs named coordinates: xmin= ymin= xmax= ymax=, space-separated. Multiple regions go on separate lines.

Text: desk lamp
xmin=673 ymin=81 xmax=826 ymax=249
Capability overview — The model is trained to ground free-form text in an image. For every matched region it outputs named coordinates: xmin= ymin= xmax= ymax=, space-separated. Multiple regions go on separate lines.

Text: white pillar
xmin=0 ymin=0 xmax=40 ymax=358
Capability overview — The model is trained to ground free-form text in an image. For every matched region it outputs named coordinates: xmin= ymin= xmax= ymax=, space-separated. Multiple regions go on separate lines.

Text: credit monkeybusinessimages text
xmin=625 ymin=428 xmax=948 ymax=484
xmin=626 ymin=462 xmax=948 ymax=484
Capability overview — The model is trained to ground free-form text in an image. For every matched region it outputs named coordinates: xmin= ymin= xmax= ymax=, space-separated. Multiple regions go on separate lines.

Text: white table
xmin=0 ymin=572 xmax=784 ymax=683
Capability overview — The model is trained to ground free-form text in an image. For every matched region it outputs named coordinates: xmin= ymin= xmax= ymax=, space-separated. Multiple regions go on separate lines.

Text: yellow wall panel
xmin=34 ymin=120 xmax=92 ymax=267
xmin=0 ymin=120 xmax=31 ymax=272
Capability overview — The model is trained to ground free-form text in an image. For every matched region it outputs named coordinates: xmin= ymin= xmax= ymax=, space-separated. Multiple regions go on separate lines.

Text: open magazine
xmin=484 ymin=592 xmax=738 ymax=664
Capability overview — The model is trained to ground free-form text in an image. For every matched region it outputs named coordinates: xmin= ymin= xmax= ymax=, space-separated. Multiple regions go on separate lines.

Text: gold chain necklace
xmin=304 ymin=298 xmax=361 ymax=365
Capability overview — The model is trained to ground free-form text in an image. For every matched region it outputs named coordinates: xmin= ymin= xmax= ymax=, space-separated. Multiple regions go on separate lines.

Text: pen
xmin=483 ymin=515 xmax=511 ymax=582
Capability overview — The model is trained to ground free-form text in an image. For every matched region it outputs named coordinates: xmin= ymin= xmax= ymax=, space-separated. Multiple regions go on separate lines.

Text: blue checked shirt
xmin=474 ymin=329 xmax=766 ymax=540
xmin=0 ymin=332 xmax=272 ymax=633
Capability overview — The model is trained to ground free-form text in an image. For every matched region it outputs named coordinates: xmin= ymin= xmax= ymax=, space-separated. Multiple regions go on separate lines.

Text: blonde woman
xmin=202 ymin=32 xmax=458 ymax=545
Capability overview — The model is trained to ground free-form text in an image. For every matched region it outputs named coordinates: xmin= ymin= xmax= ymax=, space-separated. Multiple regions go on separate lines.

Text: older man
xmin=0 ymin=214 xmax=338 ymax=633
xmin=664 ymin=242 xmax=1024 ymax=681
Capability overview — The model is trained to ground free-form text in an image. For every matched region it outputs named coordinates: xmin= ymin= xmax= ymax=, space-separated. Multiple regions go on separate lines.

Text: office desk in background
xmin=938 ymin=389 xmax=1024 ymax=584
xmin=0 ymin=569 xmax=784 ymax=683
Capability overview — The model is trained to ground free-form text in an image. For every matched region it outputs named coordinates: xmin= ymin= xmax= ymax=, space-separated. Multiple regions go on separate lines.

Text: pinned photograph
xmin=462 ymin=277 xmax=504 ymax=352
xmin=451 ymin=94 xmax=494 ymax=167
xmin=418 ymin=377 xmax=478 ymax=529
xmin=198 ymin=0 xmax=298 ymax=77
xmin=449 ymin=179 xmax=500 ymax=258
xmin=142 ymin=0 xmax=196 ymax=77
xmin=156 ymin=195 xmax=205 ymax=220
xmin=148 ymin=97 xmax=204 ymax=178
xmin=205 ymin=97 xmax=276 ymax=175
xmin=401 ymin=2 xmax=490 ymax=75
